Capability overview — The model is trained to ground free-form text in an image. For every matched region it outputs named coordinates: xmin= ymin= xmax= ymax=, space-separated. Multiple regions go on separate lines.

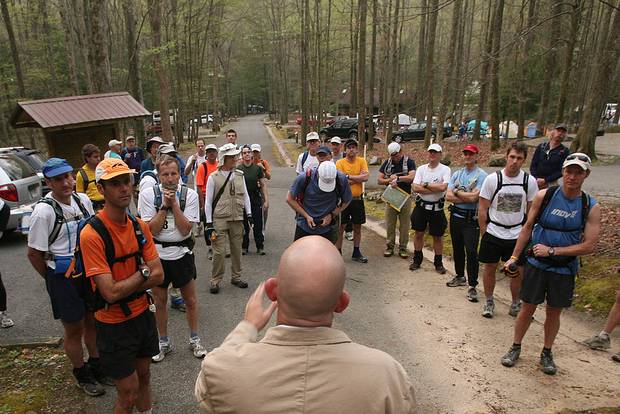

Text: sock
xmin=434 ymin=255 xmax=443 ymax=266
xmin=600 ymin=331 xmax=610 ymax=338
xmin=160 ymin=336 xmax=169 ymax=343
xmin=512 ymin=343 xmax=521 ymax=349
xmin=190 ymin=332 xmax=199 ymax=339
xmin=542 ymin=347 xmax=552 ymax=355
xmin=88 ymin=357 xmax=100 ymax=368
xmin=512 ymin=300 xmax=520 ymax=305
xmin=352 ymin=246 xmax=361 ymax=256
xmin=413 ymin=250 xmax=423 ymax=264
xmin=486 ymin=296 xmax=494 ymax=303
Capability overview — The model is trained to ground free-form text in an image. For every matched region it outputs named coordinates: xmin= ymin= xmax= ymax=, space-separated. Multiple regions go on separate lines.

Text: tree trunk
xmin=0 ymin=0 xmax=26 ymax=97
xmin=148 ymin=0 xmax=172 ymax=140
xmin=71 ymin=0 xmax=94 ymax=94
xmin=89 ymin=0 xmax=113 ymax=92
xmin=423 ymin=0 xmax=439 ymax=146
xmin=300 ymin=0 xmax=310 ymax=142
xmin=357 ymin=0 xmax=368 ymax=146
xmin=39 ymin=0 xmax=58 ymax=95
xmin=58 ymin=0 xmax=80 ymax=94
xmin=473 ymin=0 xmax=494 ymax=141
xmin=489 ymin=0 xmax=505 ymax=150
xmin=349 ymin=0 xmax=359 ymax=117
xmin=367 ymin=0 xmax=378 ymax=149
xmin=415 ymin=0 xmax=428 ymax=120
xmin=516 ymin=0 xmax=537 ymax=139
xmin=575 ymin=5 xmax=619 ymax=158
xmin=436 ymin=0 xmax=461 ymax=141
xmin=122 ymin=0 xmax=145 ymax=140
xmin=555 ymin=0 xmax=584 ymax=123
xmin=537 ymin=0 xmax=562 ymax=133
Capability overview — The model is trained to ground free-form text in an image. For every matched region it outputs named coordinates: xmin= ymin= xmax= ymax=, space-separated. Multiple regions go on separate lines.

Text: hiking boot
xmin=384 ymin=246 xmax=394 ymax=257
xmin=352 ymin=254 xmax=368 ymax=263
xmin=435 ymin=264 xmax=447 ymax=275
xmin=446 ymin=276 xmax=466 ymax=287
xmin=398 ymin=248 xmax=409 ymax=259
xmin=540 ymin=352 xmax=557 ymax=375
xmin=152 ymin=339 xmax=173 ymax=363
xmin=409 ymin=261 xmax=421 ymax=271
xmin=509 ymin=301 xmax=522 ymax=317
xmin=583 ymin=334 xmax=611 ymax=350
xmin=225 ymin=252 xmax=231 ymax=258
xmin=170 ymin=296 xmax=186 ymax=312
xmin=209 ymin=284 xmax=220 ymax=294
xmin=501 ymin=345 xmax=521 ymax=367
xmin=189 ymin=336 xmax=208 ymax=359
xmin=482 ymin=301 xmax=495 ymax=318
xmin=73 ymin=366 xmax=105 ymax=397
xmin=612 ymin=352 xmax=620 ymax=363
xmin=345 ymin=231 xmax=354 ymax=241
xmin=467 ymin=287 xmax=478 ymax=303
xmin=257 ymin=248 xmax=266 ymax=256
xmin=207 ymin=247 xmax=213 ymax=260
xmin=231 ymin=279 xmax=248 ymax=289
xmin=0 ymin=311 xmax=14 ymax=328
xmin=242 ymin=248 xmax=248 ymax=255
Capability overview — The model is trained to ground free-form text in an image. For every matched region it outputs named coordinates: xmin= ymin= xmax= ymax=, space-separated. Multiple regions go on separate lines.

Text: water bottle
xmin=19 ymin=207 xmax=32 ymax=235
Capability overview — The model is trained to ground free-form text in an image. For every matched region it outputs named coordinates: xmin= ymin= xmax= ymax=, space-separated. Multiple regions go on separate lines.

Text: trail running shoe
xmin=231 ymin=279 xmax=248 ymax=288
xmin=501 ymin=345 xmax=521 ymax=367
xmin=398 ymin=248 xmax=409 ymax=259
xmin=257 ymin=249 xmax=266 ymax=256
xmin=583 ymin=334 xmax=611 ymax=350
xmin=170 ymin=296 xmax=186 ymax=312
xmin=467 ymin=287 xmax=478 ymax=303
xmin=509 ymin=301 xmax=522 ymax=317
xmin=207 ymin=247 xmax=213 ymax=260
xmin=384 ymin=246 xmax=394 ymax=257
xmin=446 ymin=276 xmax=467 ymax=287
xmin=73 ymin=366 xmax=105 ymax=397
xmin=352 ymin=254 xmax=368 ymax=263
xmin=612 ymin=352 xmax=620 ymax=363
xmin=209 ymin=284 xmax=220 ymax=294
xmin=409 ymin=261 xmax=421 ymax=271
xmin=345 ymin=231 xmax=354 ymax=241
xmin=152 ymin=339 xmax=173 ymax=363
xmin=242 ymin=248 xmax=248 ymax=255
xmin=189 ymin=337 xmax=208 ymax=358
xmin=435 ymin=264 xmax=447 ymax=275
xmin=540 ymin=352 xmax=557 ymax=375
xmin=482 ymin=301 xmax=495 ymax=318
xmin=0 ymin=311 xmax=14 ymax=328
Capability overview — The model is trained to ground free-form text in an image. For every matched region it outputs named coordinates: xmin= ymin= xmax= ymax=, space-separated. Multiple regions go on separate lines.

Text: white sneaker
xmin=345 ymin=231 xmax=354 ymax=241
xmin=189 ymin=336 xmax=208 ymax=358
xmin=0 ymin=311 xmax=14 ymax=328
xmin=152 ymin=339 xmax=173 ymax=363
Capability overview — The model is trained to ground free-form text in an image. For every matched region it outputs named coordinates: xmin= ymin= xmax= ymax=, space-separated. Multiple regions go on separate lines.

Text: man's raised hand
xmin=244 ymin=282 xmax=277 ymax=332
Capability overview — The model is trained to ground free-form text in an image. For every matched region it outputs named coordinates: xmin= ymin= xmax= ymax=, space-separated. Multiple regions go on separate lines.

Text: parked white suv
xmin=0 ymin=153 xmax=42 ymax=236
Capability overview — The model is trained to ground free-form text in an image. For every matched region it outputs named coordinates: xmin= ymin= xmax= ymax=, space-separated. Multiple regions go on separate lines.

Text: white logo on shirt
xmin=550 ymin=208 xmax=578 ymax=219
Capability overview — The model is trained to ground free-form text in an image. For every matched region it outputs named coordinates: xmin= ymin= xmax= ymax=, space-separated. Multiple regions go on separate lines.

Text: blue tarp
xmin=467 ymin=120 xmax=488 ymax=134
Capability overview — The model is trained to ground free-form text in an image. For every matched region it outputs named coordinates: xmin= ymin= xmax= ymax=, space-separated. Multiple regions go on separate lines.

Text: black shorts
xmin=520 ymin=263 xmax=575 ymax=308
xmin=411 ymin=206 xmax=447 ymax=237
xmin=45 ymin=268 xmax=85 ymax=324
xmin=294 ymin=225 xmax=337 ymax=245
xmin=160 ymin=253 xmax=197 ymax=289
xmin=95 ymin=309 xmax=159 ymax=380
xmin=340 ymin=199 xmax=366 ymax=225
xmin=478 ymin=232 xmax=524 ymax=264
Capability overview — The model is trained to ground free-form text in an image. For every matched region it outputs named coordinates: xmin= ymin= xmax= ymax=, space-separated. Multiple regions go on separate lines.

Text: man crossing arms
xmin=27 ymin=158 xmax=105 ymax=396
xmin=336 ymin=139 xmax=369 ymax=262
xmin=137 ymin=154 xmax=207 ymax=362
xmin=445 ymin=144 xmax=488 ymax=302
xmin=478 ymin=142 xmax=538 ymax=318
xmin=410 ymin=144 xmax=451 ymax=274
xmin=501 ymin=153 xmax=600 ymax=375
xmin=80 ymin=158 xmax=164 ymax=413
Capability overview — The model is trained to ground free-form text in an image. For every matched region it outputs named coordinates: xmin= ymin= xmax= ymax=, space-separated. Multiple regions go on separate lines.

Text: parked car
xmin=0 ymin=147 xmax=49 ymax=195
xmin=200 ymin=114 xmax=214 ymax=125
xmin=325 ymin=115 xmax=350 ymax=126
xmin=319 ymin=118 xmax=363 ymax=141
xmin=391 ymin=122 xmax=453 ymax=142
xmin=0 ymin=153 xmax=42 ymax=236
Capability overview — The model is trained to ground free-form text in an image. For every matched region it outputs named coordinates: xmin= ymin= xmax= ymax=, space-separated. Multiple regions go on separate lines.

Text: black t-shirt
xmin=379 ymin=156 xmax=417 ymax=193
xmin=238 ymin=163 xmax=264 ymax=198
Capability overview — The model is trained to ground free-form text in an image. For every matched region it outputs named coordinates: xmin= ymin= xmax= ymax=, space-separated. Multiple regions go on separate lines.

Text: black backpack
xmin=487 ymin=170 xmax=530 ymax=229
xmin=65 ymin=213 xmax=149 ymax=317
xmin=77 ymin=169 xmax=95 ymax=193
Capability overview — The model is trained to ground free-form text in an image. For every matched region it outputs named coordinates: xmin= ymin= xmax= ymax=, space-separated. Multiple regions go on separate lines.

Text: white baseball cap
xmin=205 ymin=144 xmax=218 ymax=151
xmin=251 ymin=144 xmax=262 ymax=152
xmin=562 ymin=152 xmax=591 ymax=170
xmin=108 ymin=139 xmax=123 ymax=147
xmin=317 ymin=161 xmax=337 ymax=192
xmin=387 ymin=142 xmax=401 ymax=155
xmin=306 ymin=132 xmax=320 ymax=142
xmin=428 ymin=143 xmax=443 ymax=152
xmin=157 ymin=143 xmax=177 ymax=155
xmin=330 ymin=136 xmax=342 ymax=144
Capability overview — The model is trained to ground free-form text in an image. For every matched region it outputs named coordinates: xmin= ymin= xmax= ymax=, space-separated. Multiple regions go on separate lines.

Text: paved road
xmin=1 ymin=115 xmax=618 ymax=413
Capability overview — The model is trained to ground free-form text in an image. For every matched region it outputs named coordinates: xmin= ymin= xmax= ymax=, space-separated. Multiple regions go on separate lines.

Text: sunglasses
xmin=566 ymin=154 xmax=591 ymax=163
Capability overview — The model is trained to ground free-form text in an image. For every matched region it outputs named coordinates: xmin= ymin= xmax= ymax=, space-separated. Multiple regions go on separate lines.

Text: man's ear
xmin=334 ymin=290 xmax=350 ymax=314
xmin=265 ymin=277 xmax=278 ymax=301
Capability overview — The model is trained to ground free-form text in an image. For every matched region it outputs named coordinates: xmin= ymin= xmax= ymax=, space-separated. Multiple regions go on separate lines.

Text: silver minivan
xmin=0 ymin=153 xmax=42 ymax=234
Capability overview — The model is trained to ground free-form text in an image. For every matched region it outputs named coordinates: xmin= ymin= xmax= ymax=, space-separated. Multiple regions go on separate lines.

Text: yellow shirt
xmin=76 ymin=164 xmax=104 ymax=202
xmin=336 ymin=157 xmax=368 ymax=197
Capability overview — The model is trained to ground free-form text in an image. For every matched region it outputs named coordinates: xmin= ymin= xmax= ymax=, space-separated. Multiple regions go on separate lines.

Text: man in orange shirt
xmin=195 ymin=144 xmax=219 ymax=258
xmin=335 ymin=139 xmax=369 ymax=263
xmin=80 ymin=159 xmax=164 ymax=414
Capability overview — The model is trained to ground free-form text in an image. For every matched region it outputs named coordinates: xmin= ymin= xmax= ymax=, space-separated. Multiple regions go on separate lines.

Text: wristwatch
xmin=140 ymin=267 xmax=151 ymax=281
xmin=423 ymin=182 xmax=429 ymax=188
xmin=548 ymin=247 xmax=555 ymax=257
xmin=346 ymin=174 xmax=350 ymax=180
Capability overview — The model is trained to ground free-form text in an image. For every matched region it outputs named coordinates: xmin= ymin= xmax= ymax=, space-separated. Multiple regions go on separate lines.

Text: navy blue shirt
xmin=530 ymin=142 xmax=569 ymax=183
xmin=290 ymin=169 xmax=352 ymax=235
xmin=379 ymin=156 xmax=416 ymax=194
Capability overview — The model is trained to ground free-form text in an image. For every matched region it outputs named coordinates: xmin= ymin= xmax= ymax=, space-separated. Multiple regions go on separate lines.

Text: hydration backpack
xmin=37 ymin=193 xmax=91 ymax=246
xmin=487 ymin=170 xmax=530 ymax=229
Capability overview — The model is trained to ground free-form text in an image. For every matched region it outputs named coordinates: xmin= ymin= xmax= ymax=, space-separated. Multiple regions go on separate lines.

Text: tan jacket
xmin=195 ymin=321 xmax=417 ymax=414
xmin=211 ymin=169 xmax=246 ymax=221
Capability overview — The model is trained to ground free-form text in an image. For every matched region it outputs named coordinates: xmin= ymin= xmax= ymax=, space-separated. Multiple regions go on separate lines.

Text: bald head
xmin=273 ymin=236 xmax=347 ymax=325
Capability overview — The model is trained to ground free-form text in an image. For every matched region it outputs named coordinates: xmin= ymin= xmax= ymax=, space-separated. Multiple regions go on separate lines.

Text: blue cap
xmin=43 ymin=158 xmax=73 ymax=178
xmin=316 ymin=146 xmax=332 ymax=155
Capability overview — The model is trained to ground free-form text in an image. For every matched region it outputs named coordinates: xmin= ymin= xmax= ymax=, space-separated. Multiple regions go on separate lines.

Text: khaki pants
xmin=211 ymin=220 xmax=244 ymax=286
xmin=385 ymin=197 xmax=412 ymax=249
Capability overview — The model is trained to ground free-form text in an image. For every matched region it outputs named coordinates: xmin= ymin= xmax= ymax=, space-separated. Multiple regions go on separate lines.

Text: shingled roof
xmin=10 ymin=92 xmax=150 ymax=130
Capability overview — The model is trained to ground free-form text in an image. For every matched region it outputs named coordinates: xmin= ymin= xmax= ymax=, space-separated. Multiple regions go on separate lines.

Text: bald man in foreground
xmin=195 ymin=236 xmax=417 ymax=413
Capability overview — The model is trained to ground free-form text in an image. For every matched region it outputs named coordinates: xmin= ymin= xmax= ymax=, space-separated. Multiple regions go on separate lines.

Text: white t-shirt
xmin=480 ymin=169 xmax=538 ymax=240
xmin=138 ymin=171 xmax=158 ymax=194
xmin=295 ymin=152 xmax=319 ymax=175
xmin=413 ymin=163 xmax=451 ymax=202
xmin=138 ymin=184 xmax=199 ymax=261
xmin=186 ymin=154 xmax=207 ymax=189
xmin=28 ymin=193 xmax=94 ymax=269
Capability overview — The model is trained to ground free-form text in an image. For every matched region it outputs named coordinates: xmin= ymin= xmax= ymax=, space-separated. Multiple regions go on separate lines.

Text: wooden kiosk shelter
xmin=9 ymin=92 xmax=150 ymax=168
